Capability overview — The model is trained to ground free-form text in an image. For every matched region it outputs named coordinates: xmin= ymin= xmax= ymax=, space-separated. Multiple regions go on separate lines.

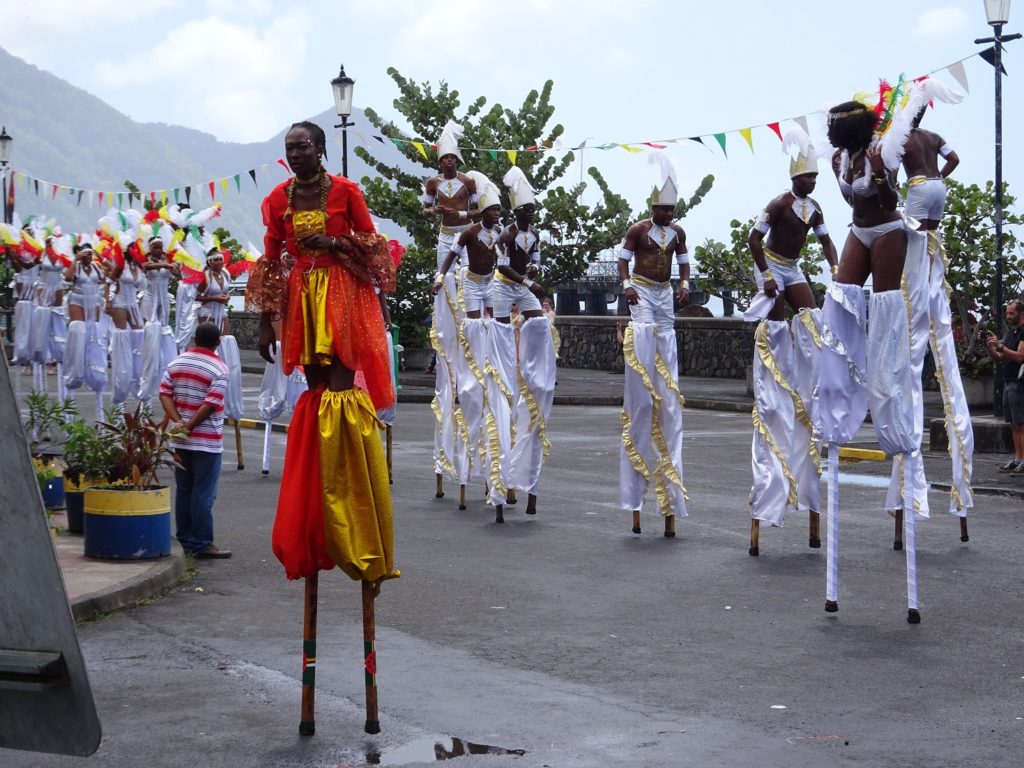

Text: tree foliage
xmin=356 ymin=69 xmax=713 ymax=345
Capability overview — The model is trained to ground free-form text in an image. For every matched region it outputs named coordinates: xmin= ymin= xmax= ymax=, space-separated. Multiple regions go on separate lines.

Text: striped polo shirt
xmin=159 ymin=347 xmax=229 ymax=454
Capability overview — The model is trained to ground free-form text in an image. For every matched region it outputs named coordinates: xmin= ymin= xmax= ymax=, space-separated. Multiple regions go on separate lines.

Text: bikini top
xmin=837 ymin=151 xmax=877 ymax=198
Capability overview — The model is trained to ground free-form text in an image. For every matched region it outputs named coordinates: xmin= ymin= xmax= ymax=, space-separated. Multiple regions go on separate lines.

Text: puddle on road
xmin=364 ymin=736 xmax=526 ymax=765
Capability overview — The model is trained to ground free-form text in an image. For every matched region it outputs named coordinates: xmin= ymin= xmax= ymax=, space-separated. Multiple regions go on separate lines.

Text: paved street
xmin=5 ymin=398 xmax=1024 ymax=768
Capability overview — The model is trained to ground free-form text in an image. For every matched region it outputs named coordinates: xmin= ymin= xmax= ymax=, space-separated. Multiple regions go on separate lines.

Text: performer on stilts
xmin=9 ymin=236 xmax=40 ymax=375
xmin=433 ymin=173 xmax=508 ymax=521
xmin=247 ymin=121 xmax=398 ymax=736
xmin=878 ymin=77 xmax=973 ymax=545
xmin=138 ymin=235 xmax=182 ymax=403
xmin=745 ymin=127 xmax=837 ymax=556
xmin=107 ymin=241 xmax=148 ymax=411
xmin=819 ymin=95 xmax=920 ymax=623
xmin=63 ymin=244 xmax=109 ymax=421
xmin=618 ymin=151 xmax=689 ymax=539
xmin=495 ymin=167 xmax=556 ymax=517
xmin=35 ymin=232 xmax=72 ymax=403
xmin=423 ymin=121 xmax=477 ymax=503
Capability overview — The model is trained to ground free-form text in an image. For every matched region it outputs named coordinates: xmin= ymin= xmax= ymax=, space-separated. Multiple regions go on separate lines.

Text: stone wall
xmin=228 ymin=312 xmax=261 ymax=350
xmin=554 ymin=315 xmax=754 ymax=378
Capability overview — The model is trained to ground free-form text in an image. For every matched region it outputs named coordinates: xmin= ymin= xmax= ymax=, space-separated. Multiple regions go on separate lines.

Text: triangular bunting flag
xmin=276 ymin=158 xmax=291 ymax=173
xmin=373 ymin=135 xmax=385 ymax=144
xmin=33 ymin=179 xmax=39 ymax=195
xmin=174 ymin=188 xmax=180 ymax=204
xmin=643 ymin=142 xmax=667 ymax=149
xmin=739 ymin=128 xmax=754 ymax=153
xmin=161 ymin=190 xmax=167 ymax=206
xmin=219 ymin=178 xmax=229 ymax=194
xmin=688 ymin=136 xmax=705 ymax=147
xmin=118 ymin=192 xmax=123 ymax=208
xmin=208 ymin=181 xmax=216 ymax=199
xmin=98 ymin=191 xmax=104 ymax=204
xmin=185 ymin=186 xmax=192 ymax=205
xmin=233 ymin=174 xmax=241 ymax=192
xmin=412 ymin=142 xmax=428 ymax=160
xmin=979 ymin=46 xmax=1008 ymax=75
xmin=713 ymin=133 xmax=728 ymax=157
xmin=391 ymin=138 xmax=402 ymax=149
xmin=620 ymin=144 xmax=644 ymax=153
xmin=767 ymin=122 xmax=783 ymax=141
xmin=76 ymin=191 xmax=84 ymax=206
xmin=794 ymin=115 xmax=810 ymax=135
xmin=51 ymin=184 xmax=59 ymax=199
xmin=507 ymin=150 xmax=518 ymax=164
xmin=487 ymin=150 xmax=498 ymax=160
xmin=947 ymin=61 xmax=970 ymax=93
xmin=248 ymin=169 xmax=258 ymax=187
xmin=150 ymin=191 xmax=156 ymax=205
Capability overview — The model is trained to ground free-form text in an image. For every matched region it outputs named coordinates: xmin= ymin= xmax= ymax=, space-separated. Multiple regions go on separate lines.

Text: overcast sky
xmin=2 ymin=0 xmax=1021 ymax=258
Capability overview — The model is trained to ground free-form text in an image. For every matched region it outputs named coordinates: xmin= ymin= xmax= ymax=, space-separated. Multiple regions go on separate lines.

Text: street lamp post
xmin=1 ymin=126 xmax=13 ymax=343
xmin=976 ymin=1 xmax=1022 ymax=416
xmin=330 ymin=65 xmax=355 ymax=179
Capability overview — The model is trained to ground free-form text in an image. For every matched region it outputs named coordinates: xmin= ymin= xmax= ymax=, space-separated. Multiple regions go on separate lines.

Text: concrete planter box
xmin=962 ymin=376 xmax=994 ymax=408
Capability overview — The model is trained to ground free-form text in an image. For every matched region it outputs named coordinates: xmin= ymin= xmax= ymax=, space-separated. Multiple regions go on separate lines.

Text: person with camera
xmin=985 ymin=300 xmax=1024 ymax=473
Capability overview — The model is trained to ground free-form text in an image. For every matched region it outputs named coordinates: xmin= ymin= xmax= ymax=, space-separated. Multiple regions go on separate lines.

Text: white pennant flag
xmin=946 ymin=61 xmax=970 ymax=94
xmin=794 ymin=115 xmax=810 ymax=135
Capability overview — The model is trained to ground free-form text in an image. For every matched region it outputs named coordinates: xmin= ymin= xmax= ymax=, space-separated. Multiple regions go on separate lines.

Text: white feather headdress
xmin=502 ymin=166 xmax=536 ymax=209
xmin=648 ymin=150 xmax=679 ymax=206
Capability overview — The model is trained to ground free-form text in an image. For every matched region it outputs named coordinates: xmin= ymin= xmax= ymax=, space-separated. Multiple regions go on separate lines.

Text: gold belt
xmin=440 ymin=224 xmax=470 ymax=235
xmin=764 ymin=246 xmax=798 ymax=266
xmin=495 ymin=272 xmax=523 ymax=285
xmin=631 ymin=273 xmax=671 ymax=290
xmin=908 ymin=176 xmax=942 ymax=186
xmin=462 ymin=270 xmax=494 ymax=284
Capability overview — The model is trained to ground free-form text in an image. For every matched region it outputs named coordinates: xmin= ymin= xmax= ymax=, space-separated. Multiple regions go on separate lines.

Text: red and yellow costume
xmin=247 ymin=173 xmax=399 ymax=584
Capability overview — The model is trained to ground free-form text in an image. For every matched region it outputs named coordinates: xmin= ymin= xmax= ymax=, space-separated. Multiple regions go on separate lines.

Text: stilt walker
xmin=138 ymin=232 xmax=182 ymax=405
xmin=63 ymin=244 xmax=108 ymax=422
xmin=423 ymin=121 xmax=476 ymax=502
xmin=496 ymin=167 xmax=556 ymax=516
xmin=618 ymin=152 xmax=689 ymax=537
xmin=745 ymin=128 xmax=836 ymax=554
xmin=257 ymin=340 xmax=287 ymax=475
xmin=248 ymin=121 xmax=399 ymax=736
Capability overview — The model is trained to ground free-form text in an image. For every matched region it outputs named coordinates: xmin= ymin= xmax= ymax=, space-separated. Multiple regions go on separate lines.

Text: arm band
xmin=761 ymin=268 xmax=775 ymax=282
xmin=752 ymin=220 xmax=770 ymax=235
xmin=813 ymin=224 xmax=829 ymax=237
xmin=422 ymin=193 xmax=435 ymax=205
xmin=469 ymin=193 xmax=479 ymax=205
xmin=939 ymin=144 xmax=953 ymax=158
xmin=622 ymin=279 xmax=633 ymax=289
xmin=676 ymin=251 xmax=689 ymax=265
xmin=620 ymin=248 xmax=634 ymax=262
xmin=522 ymin=278 xmax=534 ymax=288
xmin=450 ymin=241 xmax=466 ymax=257
xmin=433 ymin=272 xmax=444 ymax=284
xmin=532 ymin=245 xmax=541 ymax=262
xmin=458 ymin=210 xmax=468 ymax=219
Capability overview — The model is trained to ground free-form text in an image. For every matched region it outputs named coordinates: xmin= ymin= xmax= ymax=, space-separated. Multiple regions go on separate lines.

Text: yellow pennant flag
xmin=620 ymin=144 xmax=644 ymax=153
xmin=160 ymin=190 xmax=167 ymax=206
xmin=507 ymin=150 xmax=518 ymax=164
xmin=412 ymin=142 xmax=428 ymax=159
xmin=739 ymin=128 xmax=754 ymax=153
xmin=220 ymin=178 xmax=229 ymax=194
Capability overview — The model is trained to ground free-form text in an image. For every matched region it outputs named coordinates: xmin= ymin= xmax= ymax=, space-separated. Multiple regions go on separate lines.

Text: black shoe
xmin=999 ymin=459 xmax=1020 ymax=472
xmin=194 ymin=545 xmax=232 ymax=559
xmin=1012 ymin=462 xmax=1024 ymax=476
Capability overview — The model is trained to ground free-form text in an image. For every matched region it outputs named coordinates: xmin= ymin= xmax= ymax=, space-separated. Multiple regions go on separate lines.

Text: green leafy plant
xmin=23 ymin=392 xmax=78 ymax=457
xmin=97 ymin=402 xmax=182 ymax=491
xmin=62 ymin=417 xmax=119 ymax=486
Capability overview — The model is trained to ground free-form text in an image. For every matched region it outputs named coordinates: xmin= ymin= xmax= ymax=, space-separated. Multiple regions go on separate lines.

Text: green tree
xmin=940 ymin=179 xmax=1024 ymax=375
xmin=355 ymin=69 xmax=713 ymax=345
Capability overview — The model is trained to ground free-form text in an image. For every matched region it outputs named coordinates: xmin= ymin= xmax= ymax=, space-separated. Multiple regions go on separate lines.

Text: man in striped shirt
xmin=159 ymin=322 xmax=232 ymax=558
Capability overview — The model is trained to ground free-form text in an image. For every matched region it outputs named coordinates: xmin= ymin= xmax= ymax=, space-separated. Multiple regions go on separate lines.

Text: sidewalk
xmin=51 ymin=351 xmax=1021 ymax=623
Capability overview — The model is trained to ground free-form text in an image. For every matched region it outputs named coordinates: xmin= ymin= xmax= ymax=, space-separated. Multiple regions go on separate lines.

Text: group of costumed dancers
xmin=740 ymin=76 xmax=974 ymax=624
xmin=3 ymin=203 xmax=253 ymax=436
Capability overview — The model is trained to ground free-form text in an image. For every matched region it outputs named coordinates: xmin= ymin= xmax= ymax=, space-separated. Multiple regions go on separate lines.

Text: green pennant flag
xmin=118 ymin=192 xmax=123 ymax=208
xmin=391 ymin=138 xmax=403 ymax=149
xmin=487 ymin=150 xmax=498 ymax=160
xmin=234 ymin=174 xmax=241 ymax=192
xmin=714 ymin=133 xmax=728 ymax=157
xmin=174 ymin=188 xmax=180 ymax=204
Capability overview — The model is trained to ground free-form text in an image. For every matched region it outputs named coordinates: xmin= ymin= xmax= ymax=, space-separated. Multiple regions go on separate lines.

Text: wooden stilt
xmin=664 ymin=515 xmax=676 ymax=538
xmin=362 ymin=580 xmax=381 ymax=734
xmin=748 ymin=518 xmax=759 ymax=556
xmin=525 ymin=493 xmax=537 ymax=516
xmin=495 ymin=504 xmax=504 ymax=524
xmin=893 ymin=508 xmax=904 ymax=551
xmin=234 ymin=420 xmax=245 ymax=471
xmin=959 ymin=517 xmax=969 ymax=543
xmin=631 ymin=510 xmax=641 ymax=535
xmin=435 ymin=473 xmax=444 ymax=499
xmin=458 ymin=484 xmax=466 ymax=511
xmin=299 ymin=573 xmax=318 ymax=736
xmin=809 ymin=510 xmax=821 ymax=548
xmin=385 ymin=425 xmax=393 ymax=485
xmin=505 ymin=488 xmax=517 ymax=505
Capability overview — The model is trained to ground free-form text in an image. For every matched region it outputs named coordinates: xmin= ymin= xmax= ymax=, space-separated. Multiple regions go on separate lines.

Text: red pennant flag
xmin=767 ymin=122 xmax=783 ymax=141
xmin=208 ymin=181 xmax=216 ymax=199
xmin=276 ymin=158 xmax=291 ymax=173
xmin=643 ymin=142 xmax=667 ymax=149
xmin=51 ymin=184 xmax=59 ymax=199
xmin=99 ymin=191 xmax=105 ymax=205
xmin=150 ymin=191 xmax=156 ymax=204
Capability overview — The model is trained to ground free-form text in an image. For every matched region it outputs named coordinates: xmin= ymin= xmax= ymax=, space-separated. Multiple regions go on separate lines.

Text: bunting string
xmin=5 ymin=52 xmax=979 ymax=206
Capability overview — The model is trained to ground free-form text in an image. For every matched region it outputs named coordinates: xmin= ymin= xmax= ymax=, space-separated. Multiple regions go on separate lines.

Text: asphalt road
xmin=5 ymin=400 xmax=1023 ymax=768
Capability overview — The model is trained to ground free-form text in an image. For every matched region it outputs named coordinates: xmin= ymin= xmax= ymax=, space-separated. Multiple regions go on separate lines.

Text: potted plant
xmin=82 ymin=402 xmax=182 ymax=559
xmin=23 ymin=392 xmax=78 ymax=510
xmin=62 ymin=417 xmax=118 ymax=534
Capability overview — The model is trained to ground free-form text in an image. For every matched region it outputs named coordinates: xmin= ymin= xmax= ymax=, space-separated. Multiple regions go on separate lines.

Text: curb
xmin=71 ymin=542 xmax=187 ymax=622
xmin=930 ymin=481 xmax=1024 ymax=501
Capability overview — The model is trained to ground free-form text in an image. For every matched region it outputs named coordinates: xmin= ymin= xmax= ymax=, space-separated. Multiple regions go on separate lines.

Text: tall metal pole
xmin=994 ymin=24 xmax=1005 ymax=417
xmin=342 ymin=119 xmax=350 ymax=179
xmin=2 ymin=163 xmax=11 ymax=344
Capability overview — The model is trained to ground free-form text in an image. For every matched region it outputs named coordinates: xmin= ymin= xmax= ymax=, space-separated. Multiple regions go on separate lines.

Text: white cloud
xmin=913 ymin=7 xmax=972 ymax=41
xmin=92 ymin=11 xmax=311 ymax=142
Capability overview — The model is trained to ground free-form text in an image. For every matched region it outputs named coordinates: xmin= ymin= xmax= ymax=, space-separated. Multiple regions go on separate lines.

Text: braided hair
xmin=827 ymin=101 xmax=878 ymax=152
xmin=290 ymin=121 xmax=328 ymax=160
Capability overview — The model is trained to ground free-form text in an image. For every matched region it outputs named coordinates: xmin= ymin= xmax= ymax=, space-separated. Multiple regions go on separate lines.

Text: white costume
xmin=109 ymin=262 xmax=147 ymax=405
xmin=619 ymin=153 xmax=688 ymax=521
xmin=197 ymin=267 xmax=230 ymax=329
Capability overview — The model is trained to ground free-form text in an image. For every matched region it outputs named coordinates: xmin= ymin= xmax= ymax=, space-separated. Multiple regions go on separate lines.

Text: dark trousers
xmin=174 ymin=449 xmax=222 ymax=553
